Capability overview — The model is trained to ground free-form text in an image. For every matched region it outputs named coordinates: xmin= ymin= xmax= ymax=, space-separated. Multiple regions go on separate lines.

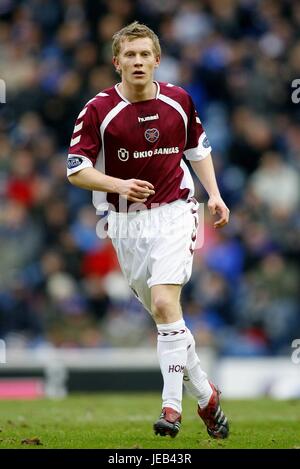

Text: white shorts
xmin=107 ymin=198 xmax=199 ymax=314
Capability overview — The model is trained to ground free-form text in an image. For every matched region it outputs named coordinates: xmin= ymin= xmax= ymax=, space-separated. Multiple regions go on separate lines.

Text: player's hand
xmin=119 ymin=179 xmax=155 ymax=203
xmin=208 ymin=195 xmax=230 ymax=229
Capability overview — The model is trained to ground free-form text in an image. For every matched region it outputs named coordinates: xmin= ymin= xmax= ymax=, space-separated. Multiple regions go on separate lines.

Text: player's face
xmin=114 ymin=37 xmax=160 ymax=87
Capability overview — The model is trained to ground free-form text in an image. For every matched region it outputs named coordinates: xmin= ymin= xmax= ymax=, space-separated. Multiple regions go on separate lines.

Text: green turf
xmin=0 ymin=393 xmax=299 ymax=449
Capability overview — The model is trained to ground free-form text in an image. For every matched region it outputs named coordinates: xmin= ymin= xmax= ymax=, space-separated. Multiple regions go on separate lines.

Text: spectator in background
xmin=250 ymin=151 xmax=299 ymax=214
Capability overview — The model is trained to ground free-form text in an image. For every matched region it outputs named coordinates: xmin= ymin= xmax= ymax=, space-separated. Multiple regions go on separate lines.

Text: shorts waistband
xmin=108 ymin=198 xmax=196 ymax=219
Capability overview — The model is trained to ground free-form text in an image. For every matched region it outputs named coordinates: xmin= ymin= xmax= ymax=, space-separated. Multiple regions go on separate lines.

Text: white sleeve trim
xmin=184 ymin=132 xmax=212 ymax=161
xmin=158 ymin=94 xmax=188 ymax=146
xmin=67 ymin=154 xmax=93 ymax=176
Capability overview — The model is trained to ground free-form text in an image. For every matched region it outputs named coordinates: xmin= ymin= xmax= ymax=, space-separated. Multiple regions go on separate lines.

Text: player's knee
xmin=151 ymin=295 xmax=176 ymax=322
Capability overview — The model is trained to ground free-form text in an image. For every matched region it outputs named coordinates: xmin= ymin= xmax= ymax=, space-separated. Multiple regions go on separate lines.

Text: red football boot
xmin=198 ymin=383 xmax=229 ymax=439
xmin=153 ymin=407 xmax=181 ymax=438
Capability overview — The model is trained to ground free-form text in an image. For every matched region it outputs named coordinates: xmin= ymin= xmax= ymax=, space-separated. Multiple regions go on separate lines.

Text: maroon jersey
xmin=67 ymin=82 xmax=211 ymax=212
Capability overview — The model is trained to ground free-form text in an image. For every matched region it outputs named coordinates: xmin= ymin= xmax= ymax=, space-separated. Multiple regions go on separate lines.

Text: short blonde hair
xmin=112 ymin=21 xmax=161 ymax=57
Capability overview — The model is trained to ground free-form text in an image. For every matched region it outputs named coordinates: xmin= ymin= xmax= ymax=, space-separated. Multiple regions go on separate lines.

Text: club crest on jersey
xmin=144 ymin=128 xmax=159 ymax=143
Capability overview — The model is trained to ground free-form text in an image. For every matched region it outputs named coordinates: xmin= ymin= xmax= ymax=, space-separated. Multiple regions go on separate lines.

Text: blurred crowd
xmin=0 ymin=0 xmax=299 ymax=355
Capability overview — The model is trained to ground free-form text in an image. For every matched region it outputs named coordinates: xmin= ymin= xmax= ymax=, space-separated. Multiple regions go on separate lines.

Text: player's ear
xmin=112 ymin=56 xmax=120 ymax=73
xmin=154 ymin=55 xmax=160 ymax=68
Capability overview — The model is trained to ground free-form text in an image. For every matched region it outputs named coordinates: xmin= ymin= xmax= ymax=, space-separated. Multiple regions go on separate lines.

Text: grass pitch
xmin=0 ymin=393 xmax=299 ymax=449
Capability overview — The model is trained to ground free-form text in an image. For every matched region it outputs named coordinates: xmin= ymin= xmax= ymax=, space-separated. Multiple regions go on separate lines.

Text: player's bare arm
xmin=68 ymin=167 xmax=155 ymax=203
xmin=190 ymin=154 xmax=230 ymax=229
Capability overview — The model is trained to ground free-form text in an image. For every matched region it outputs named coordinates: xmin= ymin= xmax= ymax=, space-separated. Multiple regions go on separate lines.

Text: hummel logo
xmin=138 ymin=113 xmax=159 ymax=123
xmin=168 ymin=365 xmax=185 ymax=373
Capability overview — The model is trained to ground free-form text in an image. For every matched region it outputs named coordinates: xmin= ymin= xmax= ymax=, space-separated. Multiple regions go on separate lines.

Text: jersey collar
xmin=115 ymin=81 xmax=160 ymax=104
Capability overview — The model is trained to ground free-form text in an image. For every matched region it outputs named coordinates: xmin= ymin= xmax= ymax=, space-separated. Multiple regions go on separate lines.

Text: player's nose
xmin=134 ymin=55 xmax=143 ymax=65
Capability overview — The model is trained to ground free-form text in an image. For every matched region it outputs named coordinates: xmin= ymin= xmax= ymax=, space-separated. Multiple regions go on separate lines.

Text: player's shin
xmin=183 ymin=328 xmax=213 ymax=408
xmin=157 ymin=319 xmax=187 ymax=414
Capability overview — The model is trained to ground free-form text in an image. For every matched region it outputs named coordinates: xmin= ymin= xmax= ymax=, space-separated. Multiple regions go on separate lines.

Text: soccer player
xmin=67 ymin=21 xmax=229 ymax=439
